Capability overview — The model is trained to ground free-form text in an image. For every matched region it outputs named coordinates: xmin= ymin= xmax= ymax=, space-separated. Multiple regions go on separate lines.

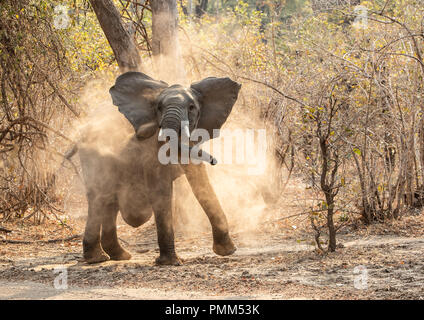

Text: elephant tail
xmin=64 ymin=144 xmax=78 ymax=160
xmin=56 ymin=144 xmax=82 ymax=182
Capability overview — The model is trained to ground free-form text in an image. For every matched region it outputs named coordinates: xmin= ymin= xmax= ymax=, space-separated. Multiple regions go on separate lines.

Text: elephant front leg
xmin=183 ymin=163 xmax=236 ymax=256
xmin=148 ymin=172 xmax=182 ymax=266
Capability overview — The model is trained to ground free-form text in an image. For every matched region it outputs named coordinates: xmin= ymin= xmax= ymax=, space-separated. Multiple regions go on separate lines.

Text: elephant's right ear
xmin=109 ymin=72 xmax=168 ymax=138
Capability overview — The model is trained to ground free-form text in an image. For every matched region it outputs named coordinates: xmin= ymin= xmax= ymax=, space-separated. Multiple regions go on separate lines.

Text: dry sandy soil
xmin=1 ymin=210 xmax=424 ymax=300
xmin=1 ymin=169 xmax=424 ymax=300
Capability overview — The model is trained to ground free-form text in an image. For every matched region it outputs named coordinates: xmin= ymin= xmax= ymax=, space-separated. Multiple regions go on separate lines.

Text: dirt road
xmin=1 ymin=217 xmax=423 ymax=300
xmin=0 ymin=280 xmax=264 ymax=299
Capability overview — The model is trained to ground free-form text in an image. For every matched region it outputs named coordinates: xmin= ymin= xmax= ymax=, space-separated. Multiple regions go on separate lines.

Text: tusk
xmin=183 ymin=125 xmax=190 ymax=139
xmin=158 ymin=128 xmax=165 ymax=140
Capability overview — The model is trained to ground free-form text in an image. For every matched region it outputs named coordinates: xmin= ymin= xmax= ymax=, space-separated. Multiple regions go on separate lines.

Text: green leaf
xmin=353 ymin=148 xmax=361 ymax=156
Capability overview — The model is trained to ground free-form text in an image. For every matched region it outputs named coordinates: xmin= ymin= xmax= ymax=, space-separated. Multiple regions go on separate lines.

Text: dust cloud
xmin=172 ymin=109 xmax=280 ymax=238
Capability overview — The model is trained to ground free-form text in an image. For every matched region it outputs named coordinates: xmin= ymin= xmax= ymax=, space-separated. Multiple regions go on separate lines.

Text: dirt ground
xmin=1 ymin=208 xmax=424 ymax=300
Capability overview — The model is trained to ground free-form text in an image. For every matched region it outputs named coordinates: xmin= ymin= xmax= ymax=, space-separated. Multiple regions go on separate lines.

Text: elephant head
xmin=109 ymin=72 xmax=241 ymax=161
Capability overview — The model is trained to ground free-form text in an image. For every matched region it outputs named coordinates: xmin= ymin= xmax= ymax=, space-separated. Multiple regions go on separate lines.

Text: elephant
xmin=78 ymin=71 xmax=241 ymax=265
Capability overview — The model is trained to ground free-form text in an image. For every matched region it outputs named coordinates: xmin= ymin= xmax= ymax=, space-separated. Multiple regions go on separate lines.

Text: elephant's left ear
xmin=190 ymin=77 xmax=241 ymax=138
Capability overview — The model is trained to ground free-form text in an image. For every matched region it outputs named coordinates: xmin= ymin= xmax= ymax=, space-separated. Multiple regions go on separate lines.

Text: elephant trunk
xmin=159 ymin=105 xmax=189 ymax=140
xmin=158 ymin=105 xmax=217 ymax=165
xmin=181 ymin=144 xmax=217 ymax=166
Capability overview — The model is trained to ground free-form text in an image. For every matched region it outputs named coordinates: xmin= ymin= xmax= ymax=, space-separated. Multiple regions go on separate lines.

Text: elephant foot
xmin=102 ymin=239 xmax=132 ymax=261
xmin=155 ymin=254 xmax=183 ymax=266
xmin=213 ymin=235 xmax=237 ymax=256
xmin=105 ymin=246 xmax=132 ymax=261
xmin=84 ymin=247 xmax=110 ymax=264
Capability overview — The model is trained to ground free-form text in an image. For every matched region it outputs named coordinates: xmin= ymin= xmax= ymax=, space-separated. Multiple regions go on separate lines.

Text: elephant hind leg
xmin=83 ymin=193 xmax=111 ymax=264
xmin=101 ymin=205 xmax=132 ymax=261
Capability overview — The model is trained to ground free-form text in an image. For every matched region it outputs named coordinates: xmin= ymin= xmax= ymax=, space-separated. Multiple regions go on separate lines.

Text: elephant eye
xmin=189 ymin=104 xmax=195 ymax=112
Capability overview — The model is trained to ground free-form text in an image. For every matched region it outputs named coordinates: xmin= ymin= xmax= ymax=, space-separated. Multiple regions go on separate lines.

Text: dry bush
xmin=180 ymin=0 xmax=424 ymax=250
xmin=0 ymin=0 xmax=81 ymax=223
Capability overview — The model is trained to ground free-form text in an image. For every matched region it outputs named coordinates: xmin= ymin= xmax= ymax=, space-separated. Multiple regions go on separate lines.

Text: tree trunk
xmin=151 ymin=0 xmax=185 ymax=82
xmin=195 ymin=0 xmax=208 ymax=17
xmin=326 ymin=198 xmax=337 ymax=252
xmin=319 ymin=136 xmax=337 ymax=251
xmin=90 ymin=0 xmax=141 ymax=72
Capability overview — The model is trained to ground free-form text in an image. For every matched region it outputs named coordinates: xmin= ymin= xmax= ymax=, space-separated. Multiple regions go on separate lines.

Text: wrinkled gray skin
xmin=79 ymin=72 xmax=241 ymax=265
